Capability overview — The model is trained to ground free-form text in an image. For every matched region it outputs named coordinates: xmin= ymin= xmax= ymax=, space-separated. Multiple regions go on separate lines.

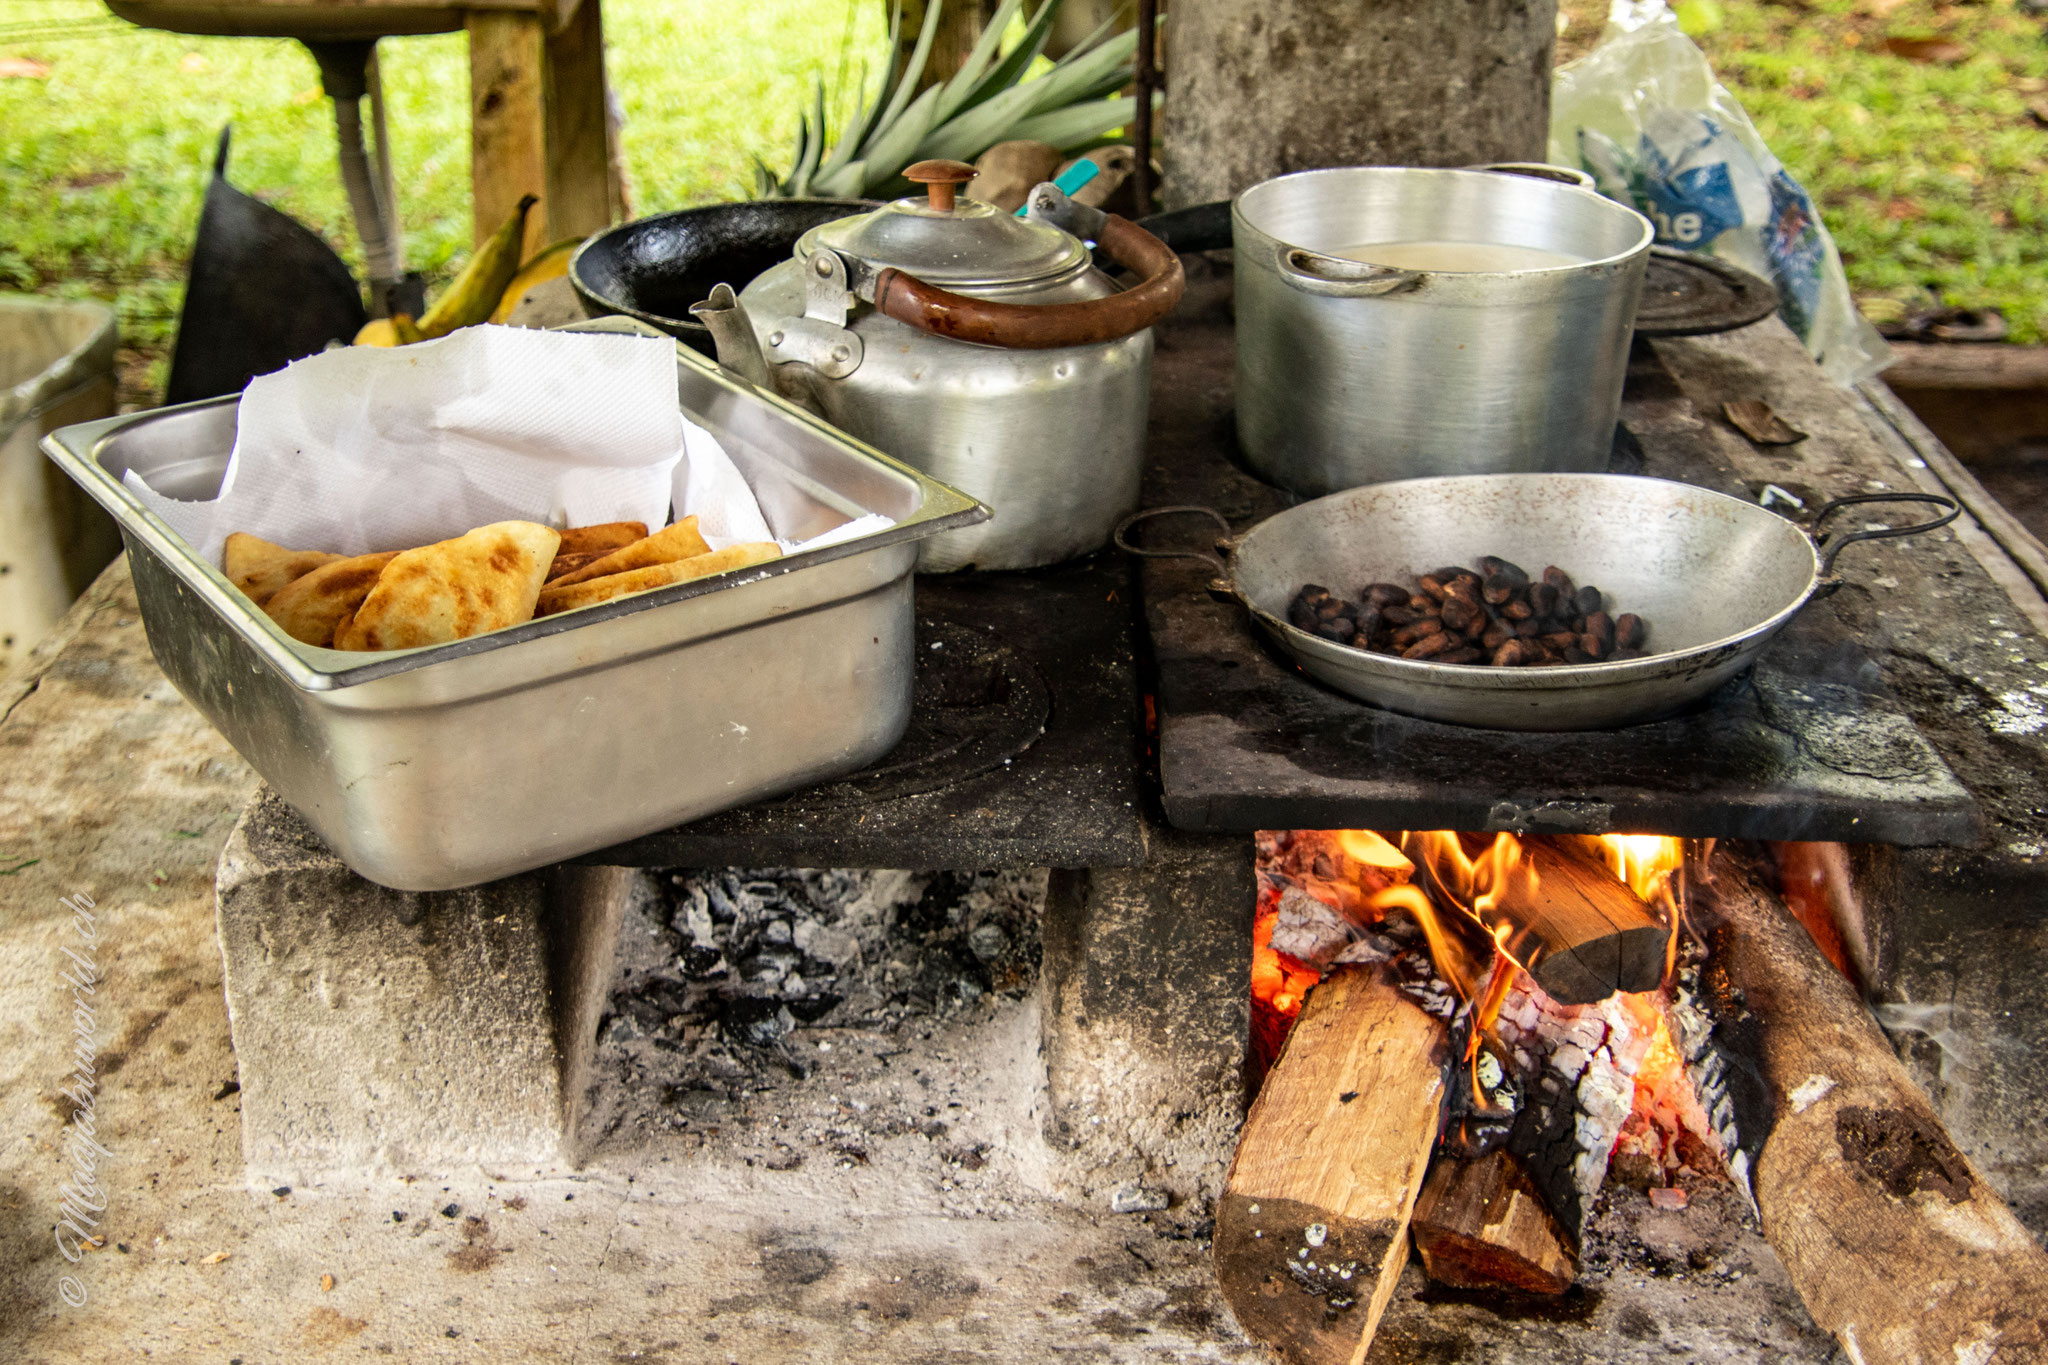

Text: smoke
xmin=1872 ymin=1001 xmax=1983 ymax=1091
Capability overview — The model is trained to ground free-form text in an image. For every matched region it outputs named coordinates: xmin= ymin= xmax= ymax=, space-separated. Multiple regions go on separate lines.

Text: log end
xmin=1533 ymin=924 xmax=1669 ymax=1005
xmin=1410 ymin=1151 xmax=1578 ymax=1296
xmin=1215 ymin=1193 xmax=1401 ymax=1365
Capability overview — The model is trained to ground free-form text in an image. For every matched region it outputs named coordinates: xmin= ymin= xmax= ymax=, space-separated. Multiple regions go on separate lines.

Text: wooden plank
xmin=1676 ymin=850 xmax=2048 ymax=1365
xmin=1215 ymin=967 xmax=1449 ymax=1365
xmin=1410 ymin=1150 xmax=1576 ymax=1295
xmin=540 ymin=0 xmax=617 ymax=243
xmin=467 ymin=9 xmax=547 ymax=258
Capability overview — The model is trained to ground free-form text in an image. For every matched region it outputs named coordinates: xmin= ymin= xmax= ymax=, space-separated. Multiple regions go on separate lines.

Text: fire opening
xmin=1251 ymin=829 xmax=1727 ymax=1254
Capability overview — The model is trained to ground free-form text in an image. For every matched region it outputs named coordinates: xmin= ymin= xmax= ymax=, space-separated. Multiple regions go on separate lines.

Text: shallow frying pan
xmin=570 ymin=199 xmax=874 ymax=354
xmin=1119 ymin=474 xmax=1956 ymax=731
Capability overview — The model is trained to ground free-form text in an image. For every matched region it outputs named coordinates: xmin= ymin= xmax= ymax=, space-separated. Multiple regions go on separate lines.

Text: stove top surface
xmin=1140 ymin=278 xmax=1979 ymax=844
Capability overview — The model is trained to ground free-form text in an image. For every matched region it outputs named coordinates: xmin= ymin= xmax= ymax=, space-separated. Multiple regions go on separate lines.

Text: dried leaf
xmin=1724 ymin=400 xmax=1808 ymax=446
xmin=1883 ymin=35 xmax=1969 ymax=64
xmin=202 ymin=1250 xmax=231 ymax=1264
xmin=0 ymin=56 xmax=51 ymax=79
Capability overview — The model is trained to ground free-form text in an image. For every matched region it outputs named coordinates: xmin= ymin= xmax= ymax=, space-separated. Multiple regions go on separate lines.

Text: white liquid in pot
xmin=1325 ymin=239 xmax=1585 ymax=273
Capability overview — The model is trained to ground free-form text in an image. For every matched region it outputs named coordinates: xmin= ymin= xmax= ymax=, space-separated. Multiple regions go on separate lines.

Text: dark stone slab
xmin=1139 ymin=266 xmax=1979 ymax=844
xmin=582 ymin=556 xmax=1148 ymax=870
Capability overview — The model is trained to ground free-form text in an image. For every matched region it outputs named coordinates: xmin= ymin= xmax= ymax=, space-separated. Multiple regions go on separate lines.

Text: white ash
xmin=1269 ymin=885 xmax=1357 ymax=968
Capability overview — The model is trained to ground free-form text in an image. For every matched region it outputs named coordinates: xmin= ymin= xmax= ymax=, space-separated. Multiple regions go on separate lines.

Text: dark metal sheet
xmin=583 ymin=557 xmax=1149 ymax=870
xmin=1141 ymin=265 xmax=1979 ymax=844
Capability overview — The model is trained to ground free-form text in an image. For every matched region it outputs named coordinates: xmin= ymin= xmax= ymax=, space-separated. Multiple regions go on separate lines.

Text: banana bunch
xmin=354 ymin=194 xmax=575 ymax=347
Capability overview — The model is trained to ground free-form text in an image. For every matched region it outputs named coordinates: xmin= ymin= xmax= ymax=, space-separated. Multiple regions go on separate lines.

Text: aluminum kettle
xmin=697 ymin=160 xmax=1184 ymax=572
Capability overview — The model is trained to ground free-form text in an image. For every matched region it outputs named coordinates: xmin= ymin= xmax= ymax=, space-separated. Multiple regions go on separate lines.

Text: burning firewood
xmin=1410 ymin=1149 xmax=1577 ymax=1295
xmin=1216 ymin=966 xmax=1450 ymax=1365
xmin=1668 ymin=848 xmax=2048 ymax=1365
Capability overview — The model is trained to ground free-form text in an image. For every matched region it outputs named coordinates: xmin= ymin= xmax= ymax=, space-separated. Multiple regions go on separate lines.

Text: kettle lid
xmin=796 ymin=159 xmax=1090 ymax=292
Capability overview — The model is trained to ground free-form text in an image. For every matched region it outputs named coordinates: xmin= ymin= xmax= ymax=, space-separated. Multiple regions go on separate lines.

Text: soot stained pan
xmin=1120 ymin=474 xmax=1956 ymax=731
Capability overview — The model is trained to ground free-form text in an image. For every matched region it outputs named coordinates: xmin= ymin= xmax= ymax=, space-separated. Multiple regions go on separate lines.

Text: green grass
xmin=0 ymin=0 xmax=882 ymax=399
xmin=1563 ymin=0 xmax=2048 ymax=342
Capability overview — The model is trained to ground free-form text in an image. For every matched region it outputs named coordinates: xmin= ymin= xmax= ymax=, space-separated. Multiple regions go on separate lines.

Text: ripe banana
xmin=417 ymin=193 xmax=538 ymax=340
xmin=488 ymin=237 xmax=584 ymax=325
xmin=353 ymin=313 xmax=424 ymax=347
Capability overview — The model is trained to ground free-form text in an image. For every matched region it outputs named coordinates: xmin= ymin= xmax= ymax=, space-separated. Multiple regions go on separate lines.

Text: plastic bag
xmin=1550 ymin=1 xmax=1890 ymax=384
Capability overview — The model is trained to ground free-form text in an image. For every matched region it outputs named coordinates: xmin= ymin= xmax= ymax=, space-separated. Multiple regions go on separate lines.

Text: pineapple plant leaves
xmin=762 ymin=0 xmax=1154 ymax=201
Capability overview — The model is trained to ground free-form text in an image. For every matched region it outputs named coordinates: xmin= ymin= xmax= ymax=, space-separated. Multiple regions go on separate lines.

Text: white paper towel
xmin=126 ymin=326 xmax=719 ymax=564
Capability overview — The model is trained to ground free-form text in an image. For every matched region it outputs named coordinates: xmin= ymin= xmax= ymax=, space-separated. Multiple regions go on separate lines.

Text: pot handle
xmin=1275 ymin=247 xmax=1425 ymax=298
xmin=868 ymin=175 xmax=1186 ymax=351
xmin=1113 ymin=506 xmax=1235 ymax=581
xmin=1466 ymin=161 xmax=1598 ymax=190
xmin=1811 ymin=491 xmax=1960 ymax=578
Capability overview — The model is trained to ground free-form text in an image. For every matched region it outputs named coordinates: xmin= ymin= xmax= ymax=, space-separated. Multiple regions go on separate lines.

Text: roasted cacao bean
xmin=1481 ymin=622 xmax=1513 ymax=650
xmin=1440 ymin=597 xmax=1480 ymax=632
xmin=1576 ymin=585 xmax=1603 ymax=616
xmin=1502 ymin=599 xmax=1535 ymax=621
xmin=1482 ymin=573 xmax=1516 ymax=606
xmin=1585 ymin=610 xmax=1614 ymax=645
xmin=1314 ymin=619 xmax=1356 ymax=642
xmin=1615 ymin=613 xmax=1645 ymax=649
xmin=1578 ymin=633 xmax=1606 ymax=659
xmin=1437 ymin=645 xmax=1484 ymax=665
xmin=1564 ymin=645 xmax=1594 ymax=664
xmin=1418 ymin=575 xmax=1450 ymax=601
xmin=1479 ymin=556 xmax=1530 ymax=587
xmin=1382 ymin=604 xmax=1419 ymax=627
xmin=1401 ymin=631 xmax=1455 ymax=659
xmin=1364 ymin=583 xmax=1410 ymax=608
xmin=1514 ymin=617 xmax=1543 ymax=639
xmin=1491 ymin=639 xmax=1531 ymax=667
xmin=1543 ymin=566 xmax=1575 ymax=598
xmin=1392 ymin=617 xmax=1443 ymax=647
xmin=1528 ymin=582 xmax=1559 ymax=616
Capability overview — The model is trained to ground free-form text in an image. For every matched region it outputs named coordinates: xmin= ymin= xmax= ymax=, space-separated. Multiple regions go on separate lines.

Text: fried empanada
xmin=544 ymin=550 xmax=605 ymax=583
xmin=534 ymin=541 xmax=781 ymax=618
xmin=263 ymin=552 xmax=401 ymax=647
xmin=335 ymin=521 xmax=559 ymax=651
xmin=555 ymin=521 xmax=647 ymax=557
xmin=545 ymin=516 xmax=713 ymax=590
xmin=224 ymin=532 xmax=343 ymax=607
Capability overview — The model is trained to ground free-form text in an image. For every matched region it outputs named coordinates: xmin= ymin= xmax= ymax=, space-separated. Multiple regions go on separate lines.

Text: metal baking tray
xmin=42 ymin=327 xmax=987 ymax=890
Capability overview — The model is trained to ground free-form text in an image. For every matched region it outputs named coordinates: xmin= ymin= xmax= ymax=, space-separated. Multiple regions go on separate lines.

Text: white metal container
xmin=42 ymin=337 xmax=986 ymax=890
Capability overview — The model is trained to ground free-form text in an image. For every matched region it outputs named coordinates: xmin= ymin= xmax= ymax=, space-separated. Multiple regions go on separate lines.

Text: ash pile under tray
xmin=584 ymin=866 xmax=1048 ymax=1160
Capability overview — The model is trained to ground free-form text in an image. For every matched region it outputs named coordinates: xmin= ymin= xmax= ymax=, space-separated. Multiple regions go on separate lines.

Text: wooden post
xmin=1160 ymin=0 xmax=1558 ymax=207
xmin=1215 ymin=967 xmax=1449 ymax=1365
xmin=1677 ymin=851 xmax=2048 ymax=1364
xmin=468 ymin=0 xmax=618 ymax=261
xmin=541 ymin=0 xmax=620 ymax=240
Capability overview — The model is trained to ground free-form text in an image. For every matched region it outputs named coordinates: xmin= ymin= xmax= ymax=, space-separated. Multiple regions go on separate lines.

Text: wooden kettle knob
xmin=904 ymin=159 xmax=978 ymax=212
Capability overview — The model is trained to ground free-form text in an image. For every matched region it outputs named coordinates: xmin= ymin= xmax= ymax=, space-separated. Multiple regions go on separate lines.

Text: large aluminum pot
xmin=1233 ymin=167 xmax=1656 ymax=496
xmin=1120 ymin=475 xmax=1956 ymax=731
